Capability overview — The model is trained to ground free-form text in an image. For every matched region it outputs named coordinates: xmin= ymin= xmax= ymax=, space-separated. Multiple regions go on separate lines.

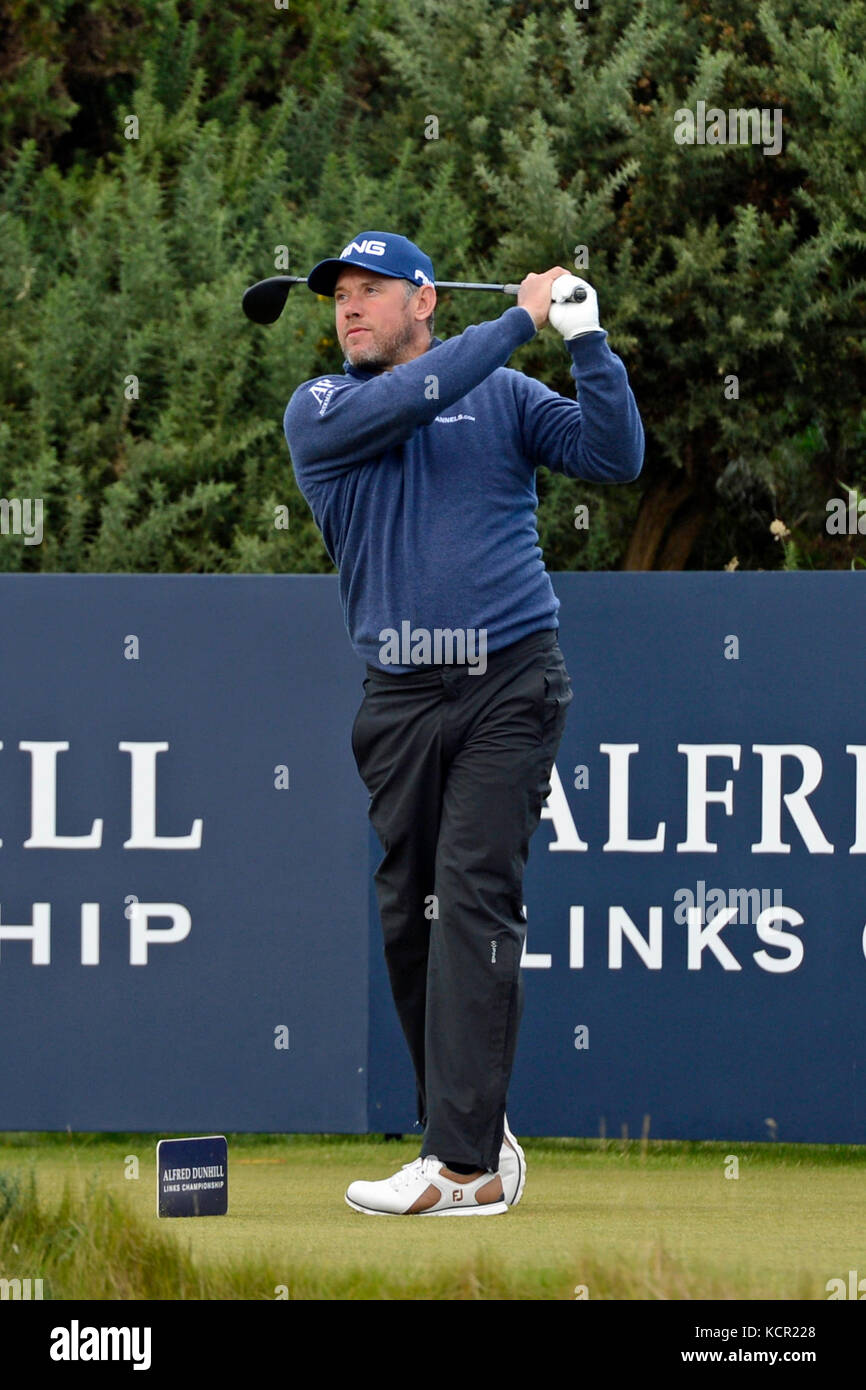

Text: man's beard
xmin=343 ymin=313 xmax=419 ymax=372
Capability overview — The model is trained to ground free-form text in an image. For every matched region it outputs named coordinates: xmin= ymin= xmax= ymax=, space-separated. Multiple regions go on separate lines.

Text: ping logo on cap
xmin=308 ymin=231 xmax=434 ymax=296
xmin=341 ymin=239 xmax=386 ymax=258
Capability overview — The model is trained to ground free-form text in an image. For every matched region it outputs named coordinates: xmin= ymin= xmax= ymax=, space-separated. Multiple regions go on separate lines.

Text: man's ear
xmin=415 ymin=283 xmax=436 ymax=325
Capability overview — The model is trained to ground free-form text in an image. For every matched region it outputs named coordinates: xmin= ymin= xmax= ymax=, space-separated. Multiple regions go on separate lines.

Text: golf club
xmin=241 ymin=275 xmax=587 ymax=325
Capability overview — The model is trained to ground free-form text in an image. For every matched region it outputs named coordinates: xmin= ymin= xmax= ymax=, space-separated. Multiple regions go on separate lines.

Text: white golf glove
xmin=548 ymin=274 xmax=601 ymax=340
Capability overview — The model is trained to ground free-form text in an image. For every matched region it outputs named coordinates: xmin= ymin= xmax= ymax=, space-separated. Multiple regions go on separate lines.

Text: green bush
xmin=0 ymin=0 xmax=863 ymax=572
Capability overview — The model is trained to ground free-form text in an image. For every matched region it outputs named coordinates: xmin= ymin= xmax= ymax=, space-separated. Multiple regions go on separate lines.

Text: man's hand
xmin=549 ymin=274 xmax=601 ymax=340
xmin=516 ymin=266 xmax=574 ymax=330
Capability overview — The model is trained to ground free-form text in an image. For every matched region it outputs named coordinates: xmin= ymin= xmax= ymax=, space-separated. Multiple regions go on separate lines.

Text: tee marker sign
xmin=157 ymin=1136 xmax=228 ymax=1217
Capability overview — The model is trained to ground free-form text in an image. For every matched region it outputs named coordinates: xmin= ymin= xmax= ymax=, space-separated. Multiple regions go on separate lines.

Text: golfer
xmin=284 ymin=231 xmax=644 ymax=1215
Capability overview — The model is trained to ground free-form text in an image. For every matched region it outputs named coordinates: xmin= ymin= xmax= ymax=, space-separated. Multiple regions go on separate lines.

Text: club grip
xmin=504 ymin=283 xmax=587 ymax=303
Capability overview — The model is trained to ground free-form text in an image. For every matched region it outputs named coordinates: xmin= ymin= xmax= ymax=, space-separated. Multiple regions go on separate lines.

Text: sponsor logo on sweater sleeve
xmin=308 ymin=378 xmax=350 ymax=416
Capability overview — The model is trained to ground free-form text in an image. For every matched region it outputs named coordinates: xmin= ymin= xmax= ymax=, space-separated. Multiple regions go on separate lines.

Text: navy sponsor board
xmin=366 ymin=572 xmax=866 ymax=1143
xmin=0 ymin=574 xmax=864 ymax=1142
xmin=0 ymin=576 xmax=368 ymax=1132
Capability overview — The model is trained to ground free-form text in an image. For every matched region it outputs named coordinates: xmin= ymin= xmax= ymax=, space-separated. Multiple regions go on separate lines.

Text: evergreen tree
xmin=0 ymin=0 xmax=862 ymax=573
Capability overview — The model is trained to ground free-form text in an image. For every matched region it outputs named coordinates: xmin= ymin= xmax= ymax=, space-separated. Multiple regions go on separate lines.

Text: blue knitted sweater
xmin=284 ymin=306 xmax=644 ymax=671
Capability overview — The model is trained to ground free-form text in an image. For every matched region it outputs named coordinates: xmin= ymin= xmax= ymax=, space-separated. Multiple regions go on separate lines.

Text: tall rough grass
xmin=0 ymin=1163 xmax=816 ymax=1300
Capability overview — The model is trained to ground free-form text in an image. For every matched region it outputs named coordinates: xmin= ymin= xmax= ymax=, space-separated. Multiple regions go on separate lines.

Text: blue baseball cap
xmin=307 ymin=231 xmax=435 ymax=296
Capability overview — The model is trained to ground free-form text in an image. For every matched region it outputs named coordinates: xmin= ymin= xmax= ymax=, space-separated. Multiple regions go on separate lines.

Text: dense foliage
xmin=1 ymin=0 xmax=863 ymax=572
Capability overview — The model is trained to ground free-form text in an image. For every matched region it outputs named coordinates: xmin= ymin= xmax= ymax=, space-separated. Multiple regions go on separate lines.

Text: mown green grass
xmin=0 ymin=1133 xmax=863 ymax=1299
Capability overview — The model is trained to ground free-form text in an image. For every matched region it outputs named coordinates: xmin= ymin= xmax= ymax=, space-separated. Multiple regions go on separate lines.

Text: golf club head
xmin=242 ymin=276 xmax=305 ymax=324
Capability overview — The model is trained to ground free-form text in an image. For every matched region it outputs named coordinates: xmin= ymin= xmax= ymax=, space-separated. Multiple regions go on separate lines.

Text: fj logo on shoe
xmin=452 ymin=1189 xmax=463 ymax=1201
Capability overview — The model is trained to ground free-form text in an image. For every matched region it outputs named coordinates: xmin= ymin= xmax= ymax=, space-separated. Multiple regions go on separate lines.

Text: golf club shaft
xmin=271 ymin=277 xmax=526 ymax=294
xmin=242 ymin=274 xmax=586 ymax=324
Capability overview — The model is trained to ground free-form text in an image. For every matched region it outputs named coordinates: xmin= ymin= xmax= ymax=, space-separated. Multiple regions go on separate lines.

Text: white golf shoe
xmin=345 ymin=1155 xmax=508 ymax=1216
xmin=499 ymin=1117 xmax=526 ymax=1206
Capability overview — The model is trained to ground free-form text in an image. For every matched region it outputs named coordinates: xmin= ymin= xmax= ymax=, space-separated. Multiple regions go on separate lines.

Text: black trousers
xmin=351 ymin=627 xmax=573 ymax=1173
